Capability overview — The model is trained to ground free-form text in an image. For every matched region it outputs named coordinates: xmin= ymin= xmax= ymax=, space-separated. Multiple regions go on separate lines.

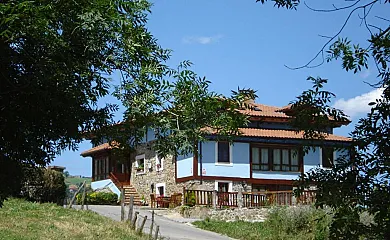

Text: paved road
xmin=75 ymin=205 xmax=232 ymax=240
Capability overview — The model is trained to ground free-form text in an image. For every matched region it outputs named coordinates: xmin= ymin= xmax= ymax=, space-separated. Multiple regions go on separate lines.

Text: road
xmin=75 ymin=205 xmax=233 ymax=240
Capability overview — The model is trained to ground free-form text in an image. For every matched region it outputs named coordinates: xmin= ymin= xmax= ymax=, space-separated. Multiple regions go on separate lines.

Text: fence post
xmin=127 ymin=196 xmax=134 ymax=223
xmin=68 ymin=181 xmax=85 ymax=209
xmin=131 ymin=211 xmax=139 ymax=230
xmin=137 ymin=215 xmax=147 ymax=235
xmin=182 ymin=186 xmax=185 ymax=205
xmin=154 ymin=225 xmax=159 ymax=240
xmin=120 ymin=187 xmax=125 ymax=221
xmin=149 ymin=210 xmax=155 ymax=239
xmin=213 ymin=190 xmax=217 ymax=209
xmin=81 ymin=181 xmax=86 ymax=210
xmin=237 ymin=189 xmax=243 ymax=208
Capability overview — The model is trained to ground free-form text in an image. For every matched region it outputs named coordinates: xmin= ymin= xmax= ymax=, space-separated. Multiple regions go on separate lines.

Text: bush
xmin=76 ymin=191 xmax=118 ymax=205
xmin=184 ymin=191 xmax=196 ymax=207
xmin=20 ymin=167 xmax=66 ymax=205
xmin=264 ymin=206 xmax=332 ymax=240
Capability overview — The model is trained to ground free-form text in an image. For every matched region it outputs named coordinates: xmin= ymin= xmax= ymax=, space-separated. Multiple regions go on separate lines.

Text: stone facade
xmin=130 ymin=144 xmax=178 ymax=205
xmin=177 ymin=206 xmax=268 ymax=222
xmin=130 ymin=144 xmax=256 ymax=206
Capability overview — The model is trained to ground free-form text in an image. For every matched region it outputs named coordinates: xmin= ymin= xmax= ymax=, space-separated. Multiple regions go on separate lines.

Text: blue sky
xmin=52 ymin=0 xmax=389 ymax=176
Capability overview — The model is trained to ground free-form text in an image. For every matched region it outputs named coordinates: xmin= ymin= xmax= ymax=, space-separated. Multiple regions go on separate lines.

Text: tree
xmin=104 ymin=60 xmax=256 ymax=159
xmin=0 ymin=0 xmax=254 ymax=207
xmin=255 ymin=1 xmax=390 ymax=239
xmin=63 ymin=171 xmax=70 ymax=178
xmin=0 ymin=0 xmax=168 ymax=206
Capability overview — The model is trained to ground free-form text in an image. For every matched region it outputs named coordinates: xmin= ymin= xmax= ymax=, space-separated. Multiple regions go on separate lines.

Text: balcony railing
xmin=183 ymin=189 xmax=316 ymax=208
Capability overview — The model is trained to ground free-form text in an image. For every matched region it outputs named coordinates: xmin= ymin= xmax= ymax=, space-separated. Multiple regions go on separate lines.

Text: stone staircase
xmin=123 ymin=185 xmax=142 ymax=206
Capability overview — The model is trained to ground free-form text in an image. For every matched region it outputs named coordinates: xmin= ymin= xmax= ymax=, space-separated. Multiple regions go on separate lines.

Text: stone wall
xmin=130 ymin=144 xmax=179 ymax=205
xmin=130 ymin=143 xmax=254 ymax=206
xmin=178 ymin=206 xmax=268 ymax=222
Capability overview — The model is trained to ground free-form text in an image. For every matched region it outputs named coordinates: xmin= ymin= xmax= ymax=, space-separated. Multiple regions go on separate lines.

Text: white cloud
xmin=360 ymin=69 xmax=371 ymax=79
xmin=333 ymin=88 xmax=384 ymax=118
xmin=182 ymin=34 xmax=223 ymax=44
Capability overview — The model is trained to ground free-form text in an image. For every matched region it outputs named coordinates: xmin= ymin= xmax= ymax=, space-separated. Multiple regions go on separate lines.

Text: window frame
xmin=251 ymin=144 xmax=302 ymax=172
xmin=215 ymin=142 xmax=233 ymax=166
xmin=135 ymin=154 xmax=146 ymax=175
xmin=321 ymin=147 xmax=335 ymax=168
xmin=156 ymin=153 xmax=164 ymax=172
xmin=155 ymin=182 xmax=165 ymax=197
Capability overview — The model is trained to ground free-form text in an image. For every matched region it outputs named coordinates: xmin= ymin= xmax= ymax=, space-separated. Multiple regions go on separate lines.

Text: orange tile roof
xmin=80 ymin=142 xmax=118 ymax=157
xmin=239 ymin=128 xmax=351 ymax=142
xmin=238 ymin=103 xmax=291 ymax=118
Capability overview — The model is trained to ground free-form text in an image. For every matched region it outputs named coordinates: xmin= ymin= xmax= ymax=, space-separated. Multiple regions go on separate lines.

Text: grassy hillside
xmin=0 ymin=198 xmax=145 ymax=240
xmin=65 ymin=176 xmax=92 ymax=187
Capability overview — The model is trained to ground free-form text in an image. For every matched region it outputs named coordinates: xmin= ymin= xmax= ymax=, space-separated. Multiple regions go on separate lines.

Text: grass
xmin=65 ymin=176 xmax=92 ymax=187
xmin=0 ymin=198 xmax=145 ymax=240
xmin=193 ymin=206 xmax=332 ymax=240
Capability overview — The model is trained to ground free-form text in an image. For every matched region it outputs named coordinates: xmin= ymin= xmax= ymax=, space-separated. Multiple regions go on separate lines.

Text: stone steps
xmin=122 ymin=185 xmax=141 ymax=205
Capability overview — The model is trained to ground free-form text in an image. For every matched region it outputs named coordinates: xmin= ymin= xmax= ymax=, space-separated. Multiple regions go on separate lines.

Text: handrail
xmin=109 ymin=172 xmax=123 ymax=189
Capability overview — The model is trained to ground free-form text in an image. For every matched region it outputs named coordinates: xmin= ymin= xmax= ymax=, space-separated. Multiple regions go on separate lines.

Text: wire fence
xmin=66 ymin=184 xmax=164 ymax=239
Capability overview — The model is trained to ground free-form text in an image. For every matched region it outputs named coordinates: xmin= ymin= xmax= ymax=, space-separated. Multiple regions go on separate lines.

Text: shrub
xmin=20 ymin=167 xmax=66 ymax=205
xmin=76 ymin=191 xmax=118 ymax=205
xmin=264 ymin=206 xmax=332 ymax=239
xmin=184 ymin=191 xmax=196 ymax=207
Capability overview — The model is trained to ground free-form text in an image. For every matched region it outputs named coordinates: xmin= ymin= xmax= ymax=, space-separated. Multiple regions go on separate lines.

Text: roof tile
xmin=239 ymin=128 xmax=351 ymax=142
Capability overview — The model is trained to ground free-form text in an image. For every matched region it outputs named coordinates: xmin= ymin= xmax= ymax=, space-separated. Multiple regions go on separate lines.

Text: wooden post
xmin=120 ymin=187 xmax=125 ymax=221
xmin=131 ymin=211 xmax=139 ymax=230
xmin=137 ymin=215 xmax=147 ymax=235
xmin=182 ymin=186 xmax=185 ymax=205
xmin=68 ymin=181 xmax=85 ymax=209
xmin=81 ymin=181 xmax=87 ymax=210
xmin=149 ymin=210 xmax=155 ymax=238
xmin=127 ymin=196 xmax=134 ymax=222
xmin=213 ymin=190 xmax=217 ymax=209
xmin=237 ymin=189 xmax=243 ymax=208
xmin=154 ymin=225 xmax=159 ymax=240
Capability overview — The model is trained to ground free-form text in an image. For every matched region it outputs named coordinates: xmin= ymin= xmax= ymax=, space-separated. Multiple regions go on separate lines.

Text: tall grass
xmin=193 ymin=206 xmax=332 ymax=240
xmin=0 ymin=198 xmax=145 ymax=240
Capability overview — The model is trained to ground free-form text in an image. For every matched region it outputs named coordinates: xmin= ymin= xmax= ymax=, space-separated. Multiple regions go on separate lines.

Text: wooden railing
xmin=184 ymin=189 xmax=213 ymax=206
xmin=243 ymin=191 xmax=294 ymax=207
xmin=296 ymin=190 xmax=316 ymax=205
xmin=109 ymin=172 xmax=123 ymax=189
xmin=183 ymin=189 xmax=316 ymax=208
xmin=217 ymin=192 xmax=238 ymax=207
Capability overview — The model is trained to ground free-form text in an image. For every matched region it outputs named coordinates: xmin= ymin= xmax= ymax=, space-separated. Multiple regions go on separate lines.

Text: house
xmin=80 ymin=101 xmax=351 ymax=205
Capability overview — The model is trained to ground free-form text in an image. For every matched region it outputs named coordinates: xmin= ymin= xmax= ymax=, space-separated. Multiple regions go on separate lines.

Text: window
xmin=251 ymin=145 xmax=300 ymax=172
xmin=215 ymin=181 xmax=232 ymax=192
xmin=156 ymin=183 xmax=165 ymax=197
xmin=252 ymin=148 xmax=269 ymax=170
xmin=135 ymin=154 xmax=145 ymax=174
xmin=218 ymin=182 xmax=229 ymax=192
xmin=216 ymin=142 xmax=231 ymax=164
xmin=322 ymin=147 xmax=334 ymax=168
xmin=156 ymin=154 xmax=163 ymax=171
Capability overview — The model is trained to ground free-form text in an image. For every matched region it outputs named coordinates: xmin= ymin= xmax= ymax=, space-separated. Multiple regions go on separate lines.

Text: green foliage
xmin=184 ymin=191 xmax=196 ymax=207
xmin=194 ymin=206 xmax=332 ymax=240
xmin=0 ymin=0 xmax=166 ymax=206
xmin=63 ymin=171 xmax=70 ymax=178
xmin=76 ymin=191 xmax=118 ymax=205
xmin=110 ymin=60 xmax=257 ymax=158
xmin=255 ymin=1 xmax=390 ymax=239
xmin=20 ymin=167 xmax=66 ymax=205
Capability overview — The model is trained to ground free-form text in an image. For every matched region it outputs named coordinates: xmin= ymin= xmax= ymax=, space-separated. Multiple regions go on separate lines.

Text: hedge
xmin=76 ymin=191 xmax=118 ymax=205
